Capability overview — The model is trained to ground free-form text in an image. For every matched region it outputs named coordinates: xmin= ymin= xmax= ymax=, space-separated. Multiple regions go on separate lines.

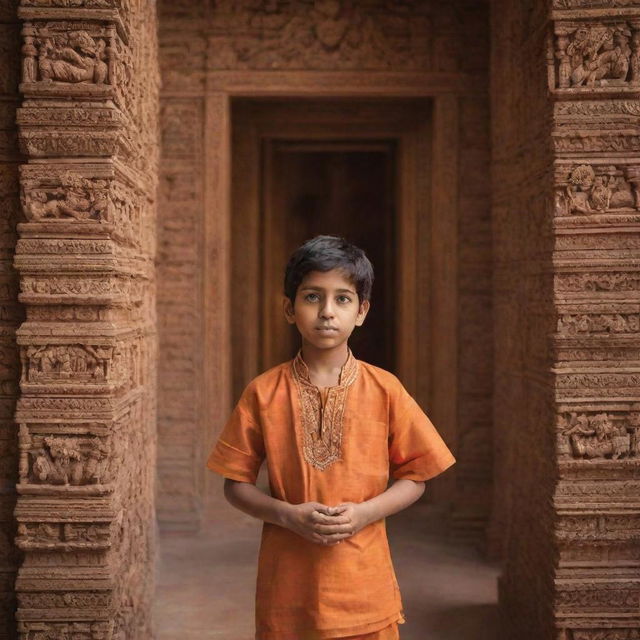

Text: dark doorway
xmin=264 ymin=140 xmax=396 ymax=372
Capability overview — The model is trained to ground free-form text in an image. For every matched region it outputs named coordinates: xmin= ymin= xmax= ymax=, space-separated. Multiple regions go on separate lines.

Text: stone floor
xmin=153 ymin=495 xmax=500 ymax=640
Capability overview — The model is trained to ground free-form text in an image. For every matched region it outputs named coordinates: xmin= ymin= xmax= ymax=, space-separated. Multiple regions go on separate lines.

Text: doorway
xmin=262 ymin=140 xmax=396 ymax=372
xmin=231 ymin=98 xmax=432 ymax=414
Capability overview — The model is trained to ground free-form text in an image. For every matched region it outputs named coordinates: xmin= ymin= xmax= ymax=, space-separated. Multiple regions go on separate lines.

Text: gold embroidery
xmin=290 ymin=348 xmax=359 ymax=471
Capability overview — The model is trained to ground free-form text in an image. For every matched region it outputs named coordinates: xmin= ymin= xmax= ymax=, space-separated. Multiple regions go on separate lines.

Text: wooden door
xmin=262 ymin=140 xmax=396 ymax=372
xmin=231 ymin=99 xmax=431 ymax=407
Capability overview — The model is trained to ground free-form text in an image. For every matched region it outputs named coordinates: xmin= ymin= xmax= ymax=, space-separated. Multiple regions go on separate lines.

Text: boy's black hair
xmin=284 ymin=235 xmax=374 ymax=305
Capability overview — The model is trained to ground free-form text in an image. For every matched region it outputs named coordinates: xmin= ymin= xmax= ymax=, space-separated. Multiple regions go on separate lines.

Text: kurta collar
xmin=292 ymin=347 xmax=359 ymax=389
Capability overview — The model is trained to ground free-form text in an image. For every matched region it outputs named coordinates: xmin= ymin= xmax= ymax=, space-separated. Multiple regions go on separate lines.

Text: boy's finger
xmin=328 ymin=505 xmax=349 ymax=515
xmin=312 ymin=511 xmax=350 ymax=524
xmin=314 ymin=523 xmax=353 ymax=534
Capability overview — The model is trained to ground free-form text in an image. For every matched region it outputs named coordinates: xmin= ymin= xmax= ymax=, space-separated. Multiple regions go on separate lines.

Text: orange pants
xmin=338 ymin=622 xmax=400 ymax=640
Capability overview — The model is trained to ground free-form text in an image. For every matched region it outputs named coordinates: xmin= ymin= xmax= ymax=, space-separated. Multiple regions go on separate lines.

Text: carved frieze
xmin=18 ymin=590 xmax=111 ymax=608
xmin=18 ymin=424 xmax=112 ymax=486
xmin=16 ymin=521 xmax=111 ymax=550
xmin=556 ymin=512 xmax=640 ymax=542
xmin=206 ymin=0 xmax=432 ymax=71
xmin=21 ymin=171 xmax=108 ymax=222
xmin=557 ymin=312 xmax=639 ymax=335
xmin=553 ymin=22 xmax=640 ymax=90
xmin=557 ymin=411 xmax=640 ymax=459
xmin=570 ymin=630 xmax=640 ymax=640
xmin=556 ymin=582 xmax=640 ymax=611
xmin=17 ymin=620 xmax=113 ymax=640
xmin=555 ymin=164 xmax=638 ymax=216
xmin=555 ymin=271 xmax=640 ymax=294
xmin=20 ymin=22 xmax=115 ymax=89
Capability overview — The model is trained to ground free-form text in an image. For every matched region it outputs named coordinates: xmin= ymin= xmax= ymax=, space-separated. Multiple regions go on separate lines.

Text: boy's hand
xmin=326 ymin=502 xmax=373 ymax=538
xmin=282 ymin=501 xmax=352 ymax=546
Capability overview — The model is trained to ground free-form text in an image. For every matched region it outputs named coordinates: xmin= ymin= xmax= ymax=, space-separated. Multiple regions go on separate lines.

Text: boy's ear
xmin=283 ymin=296 xmax=296 ymax=324
xmin=355 ymin=299 xmax=370 ymax=326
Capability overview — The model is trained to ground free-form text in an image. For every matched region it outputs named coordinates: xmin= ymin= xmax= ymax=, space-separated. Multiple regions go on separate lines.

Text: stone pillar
xmin=13 ymin=1 xmax=159 ymax=638
xmin=0 ymin=1 xmax=26 ymax=636
xmin=550 ymin=7 xmax=640 ymax=639
xmin=492 ymin=0 xmax=640 ymax=638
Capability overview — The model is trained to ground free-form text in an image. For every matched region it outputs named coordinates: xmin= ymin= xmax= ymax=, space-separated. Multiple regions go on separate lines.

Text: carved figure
xmin=559 ymin=165 xmax=637 ymax=215
xmin=31 ymin=436 xmax=109 ymax=485
xmin=38 ymin=30 xmax=108 ymax=84
xmin=562 ymin=412 xmax=631 ymax=459
xmin=24 ymin=175 xmax=108 ymax=221
xmin=566 ymin=24 xmax=632 ymax=87
xmin=27 ymin=344 xmax=111 ymax=380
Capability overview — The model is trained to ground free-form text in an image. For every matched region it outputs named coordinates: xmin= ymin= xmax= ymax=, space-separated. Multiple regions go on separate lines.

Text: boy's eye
xmin=337 ymin=295 xmax=351 ymax=303
xmin=305 ymin=293 xmax=320 ymax=302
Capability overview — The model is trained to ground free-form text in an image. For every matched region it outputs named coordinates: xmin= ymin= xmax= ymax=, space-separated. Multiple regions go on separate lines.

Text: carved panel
xmin=553 ymin=22 xmax=640 ymax=90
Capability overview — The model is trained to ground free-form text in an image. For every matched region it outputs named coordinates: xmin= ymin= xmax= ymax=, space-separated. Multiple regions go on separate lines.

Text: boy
xmin=206 ymin=235 xmax=456 ymax=640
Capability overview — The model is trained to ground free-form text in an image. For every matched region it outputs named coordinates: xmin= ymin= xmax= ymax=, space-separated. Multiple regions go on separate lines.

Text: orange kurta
xmin=206 ymin=349 xmax=456 ymax=640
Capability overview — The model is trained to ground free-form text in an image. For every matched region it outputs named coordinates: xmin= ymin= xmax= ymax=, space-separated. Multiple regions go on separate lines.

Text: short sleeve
xmin=388 ymin=384 xmax=456 ymax=482
xmin=206 ymin=383 xmax=265 ymax=484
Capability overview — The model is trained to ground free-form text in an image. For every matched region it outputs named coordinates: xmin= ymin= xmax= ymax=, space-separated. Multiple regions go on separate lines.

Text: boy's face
xmin=283 ymin=269 xmax=370 ymax=351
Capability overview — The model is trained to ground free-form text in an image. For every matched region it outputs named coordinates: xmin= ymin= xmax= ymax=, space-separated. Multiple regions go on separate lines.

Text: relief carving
xmin=555 ymin=165 xmax=637 ymax=216
xmin=19 ymin=425 xmax=111 ymax=486
xmin=18 ymin=621 xmax=112 ymax=640
xmin=16 ymin=521 xmax=110 ymax=549
xmin=558 ymin=412 xmax=640 ymax=459
xmin=24 ymin=344 xmax=114 ymax=383
xmin=555 ymin=23 xmax=638 ymax=89
xmin=208 ymin=0 xmax=431 ymax=71
xmin=22 ymin=24 xmax=114 ymax=85
xmin=557 ymin=312 xmax=639 ymax=335
xmin=555 ymin=272 xmax=640 ymax=292
xmin=21 ymin=172 xmax=108 ymax=222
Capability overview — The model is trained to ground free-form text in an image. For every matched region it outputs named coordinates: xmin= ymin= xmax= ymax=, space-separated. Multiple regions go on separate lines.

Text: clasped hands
xmin=283 ymin=500 xmax=372 ymax=546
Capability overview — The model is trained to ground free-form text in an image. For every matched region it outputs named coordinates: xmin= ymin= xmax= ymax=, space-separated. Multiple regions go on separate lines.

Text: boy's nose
xmin=319 ymin=303 xmax=335 ymax=318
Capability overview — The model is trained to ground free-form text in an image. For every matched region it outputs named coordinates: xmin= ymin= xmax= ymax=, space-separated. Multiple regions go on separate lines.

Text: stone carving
xmin=555 ymin=164 xmax=637 ymax=216
xmin=207 ymin=0 xmax=431 ymax=71
xmin=18 ymin=426 xmax=111 ymax=485
xmin=24 ymin=345 xmax=113 ymax=383
xmin=555 ymin=23 xmax=638 ymax=88
xmin=558 ymin=412 xmax=639 ymax=460
xmin=16 ymin=521 xmax=110 ymax=548
xmin=21 ymin=171 xmax=108 ymax=221
xmin=557 ymin=312 xmax=639 ymax=335
xmin=22 ymin=25 xmax=112 ymax=85
xmin=555 ymin=272 xmax=640 ymax=292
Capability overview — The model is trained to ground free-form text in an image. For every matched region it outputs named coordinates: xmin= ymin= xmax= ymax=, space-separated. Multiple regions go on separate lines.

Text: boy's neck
xmin=300 ymin=341 xmax=350 ymax=379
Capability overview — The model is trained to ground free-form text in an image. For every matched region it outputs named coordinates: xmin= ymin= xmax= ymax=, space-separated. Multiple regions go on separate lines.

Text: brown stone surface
xmin=12 ymin=0 xmax=160 ymax=638
xmin=491 ymin=0 xmax=640 ymax=638
xmin=0 ymin=1 xmax=25 ymax=636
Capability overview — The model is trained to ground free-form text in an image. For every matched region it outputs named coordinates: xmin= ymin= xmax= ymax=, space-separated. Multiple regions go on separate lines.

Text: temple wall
xmin=490 ymin=1 xmax=558 ymax=636
xmin=11 ymin=0 xmax=159 ymax=638
xmin=0 ymin=1 xmax=25 ymax=635
xmin=157 ymin=0 xmax=495 ymax=538
xmin=491 ymin=0 xmax=640 ymax=638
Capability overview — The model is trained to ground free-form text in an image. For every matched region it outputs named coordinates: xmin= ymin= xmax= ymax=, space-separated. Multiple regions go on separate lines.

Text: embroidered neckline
xmin=290 ymin=348 xmax=359 ymax=471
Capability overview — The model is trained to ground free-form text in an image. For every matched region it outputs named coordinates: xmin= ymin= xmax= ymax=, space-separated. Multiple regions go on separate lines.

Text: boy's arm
xmin=314 ymin=479 xmax=426 ymax=542
xmin=359 ymin=478 xmax=426 ymax=525
xmin=223 ymin=478 xmax=351 ymax=546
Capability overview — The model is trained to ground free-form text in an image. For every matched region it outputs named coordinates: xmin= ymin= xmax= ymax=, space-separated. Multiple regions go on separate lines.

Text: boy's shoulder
xmin=355 ymin=358 xmax=406 ymax=391
xmin=240 ymin=359 xmax=292 ymax=396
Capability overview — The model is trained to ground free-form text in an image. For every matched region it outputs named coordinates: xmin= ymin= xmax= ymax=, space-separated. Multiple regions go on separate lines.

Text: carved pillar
xmin=14 ymin=1 xmax=159 ymax=638
xmin=492 ymin=0 xmax=640 ymax=638
xmin=0 ymin=1 xmax=26 ymax=636
xmin=549 ymin=8 xmax=640 ymax=640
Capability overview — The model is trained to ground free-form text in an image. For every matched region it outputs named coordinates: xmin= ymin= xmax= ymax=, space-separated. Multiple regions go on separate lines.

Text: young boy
xmin=206 ymin=235 xmax=456 ymax=640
